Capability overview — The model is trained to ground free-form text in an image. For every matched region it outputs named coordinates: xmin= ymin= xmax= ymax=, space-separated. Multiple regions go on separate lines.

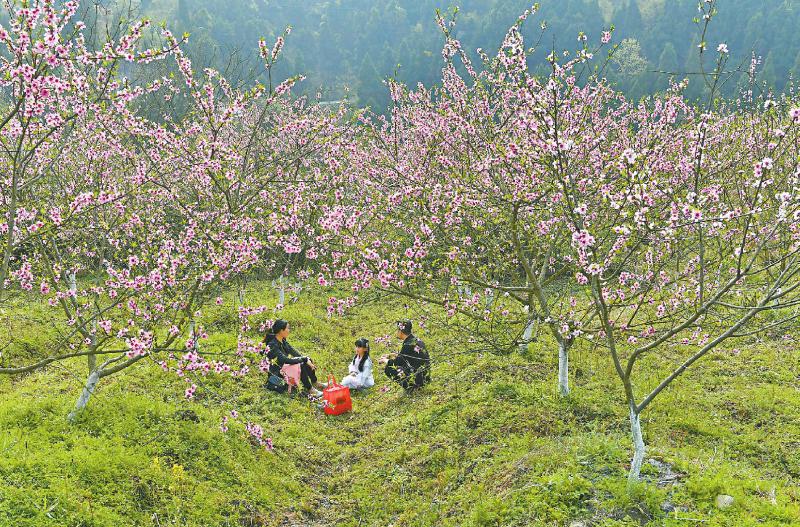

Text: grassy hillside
xmin=1 ymin=282 xmax=799 ymax=526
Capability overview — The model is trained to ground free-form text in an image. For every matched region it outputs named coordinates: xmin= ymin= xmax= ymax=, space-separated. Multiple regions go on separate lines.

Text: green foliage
xmin=123 ymin=0 xmax=800 ymax=111
xmin=612 ymin=38 xmax=649 ymax=76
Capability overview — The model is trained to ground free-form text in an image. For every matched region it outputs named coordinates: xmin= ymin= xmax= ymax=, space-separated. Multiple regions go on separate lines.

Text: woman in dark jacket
xmin=264 ymin=319 xmax=322 ymax=397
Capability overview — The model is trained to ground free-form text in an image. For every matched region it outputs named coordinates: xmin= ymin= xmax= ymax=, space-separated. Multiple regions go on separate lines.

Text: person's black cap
xmin=396 ymin=320 xmax=412 ymax=335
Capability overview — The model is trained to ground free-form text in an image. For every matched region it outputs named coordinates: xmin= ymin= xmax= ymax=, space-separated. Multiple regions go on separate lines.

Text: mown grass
xmin=1 ymin=281 xmax=798 ymax=526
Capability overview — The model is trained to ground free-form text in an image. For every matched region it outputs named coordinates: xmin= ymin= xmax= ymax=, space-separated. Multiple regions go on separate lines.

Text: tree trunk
xmin=627 ymin=402 xmax=646 ymax=484
xmin=67 ymin=368 xmax=100 ymax=422
xmin=0 ymin=169 xmax=19 ymax=301
xmin=87 ymin=349 xmax=96 ymax=373
xmin=518 ymin=318 xmax=535 ymax=354
xmin=274 ymin=276 xmax=286 ymax=305
xmin=558 ymin=340 xmax=569 ymax=396
xmin=69 ymin=331 xmax=98 ymax=422
xmin=190 ymin=320 xmax=198 ymax=352
xmin=293 ymin=281 xmax=302 ymax=302
xmin=484 ymin=289 xmax=495 ymax=307
xmin=456 ymin=270 xmax=471 ymax=298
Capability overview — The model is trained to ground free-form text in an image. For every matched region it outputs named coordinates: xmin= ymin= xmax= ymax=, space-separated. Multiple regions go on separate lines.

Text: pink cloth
xmin=280 ymin=363 xmax=302 ymax=392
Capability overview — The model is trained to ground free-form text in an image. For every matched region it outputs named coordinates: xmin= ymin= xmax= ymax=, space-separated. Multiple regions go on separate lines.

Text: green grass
xmin=1 ymin=281 xmax=798 ymax=526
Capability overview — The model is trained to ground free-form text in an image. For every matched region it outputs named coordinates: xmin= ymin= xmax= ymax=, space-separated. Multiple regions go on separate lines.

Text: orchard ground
xmin=1 ymin=282 xmax=799 ymax=526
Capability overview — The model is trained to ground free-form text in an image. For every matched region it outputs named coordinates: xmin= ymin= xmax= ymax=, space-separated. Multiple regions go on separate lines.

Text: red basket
xmin=323 ymin=374 xmax=352 ymax=416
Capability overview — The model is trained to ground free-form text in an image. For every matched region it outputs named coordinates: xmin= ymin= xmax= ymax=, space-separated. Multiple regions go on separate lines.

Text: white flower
xmin=621 ymin=148 xmax=637 ymax=165
xmin=587 ymin=263 xmax=603 ymax=275
xmin=717 ymin=43 xmax=728 ymax=54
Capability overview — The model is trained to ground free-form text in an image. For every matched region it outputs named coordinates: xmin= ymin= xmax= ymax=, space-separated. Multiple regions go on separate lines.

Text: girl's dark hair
xmin=353 ymin=338 xmax=370 ymax=372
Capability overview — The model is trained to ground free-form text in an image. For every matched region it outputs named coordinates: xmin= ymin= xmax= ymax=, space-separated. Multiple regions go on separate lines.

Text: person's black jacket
xmin=264 ymin=335 xmax=306 ymax=376
xmin=388 ymin=334 xmax=431 ymax=388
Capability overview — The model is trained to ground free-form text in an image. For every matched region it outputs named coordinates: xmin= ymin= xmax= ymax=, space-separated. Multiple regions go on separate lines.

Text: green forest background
xmin=127 ymin=0 xmax=800 ymax=110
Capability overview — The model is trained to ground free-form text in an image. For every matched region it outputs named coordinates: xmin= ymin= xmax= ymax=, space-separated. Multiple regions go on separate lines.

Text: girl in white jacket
xmin=339 ymin=338 xmax=374 ymax=390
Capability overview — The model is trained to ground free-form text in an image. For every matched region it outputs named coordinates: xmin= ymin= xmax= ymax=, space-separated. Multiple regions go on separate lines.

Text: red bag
xmin=323 ymin=374 xmax=352 ymax=416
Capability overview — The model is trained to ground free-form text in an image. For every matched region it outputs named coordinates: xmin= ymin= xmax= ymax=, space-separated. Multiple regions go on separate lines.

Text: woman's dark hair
xmin=353 ymin=338 xmax=370 ymax=372
xmin=397 ymin=320 xmax=412 ymax=335
xmin=269 ymin=319 xmax=288 ymax=337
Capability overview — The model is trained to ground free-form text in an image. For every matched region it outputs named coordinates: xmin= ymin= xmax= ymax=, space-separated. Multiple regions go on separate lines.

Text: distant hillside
xmin=124 ymin=0 xmax=800 ymax=109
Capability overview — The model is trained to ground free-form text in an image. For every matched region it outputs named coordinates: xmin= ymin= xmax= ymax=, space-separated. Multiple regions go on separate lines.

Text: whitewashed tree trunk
xmin=68 ymin=329 xmax=97 ymax=422
xmin=292 ymin=281 xmax=302 ymax=302
xmin=455 ymin=268 xmax=471 ymax=298
xmin=518 ymin=317 xmax=535 ymax=354
xmin=628 ymin=402 xmax=646 ymax=484
xmin=88 ymin=321 xmax=97 ymax=369
xmin=273 ymin=276 xmax=286 ymax=305
xmin=484 ymin=289 xmax=495 ymax=307
xmin=67 ymin=368 xmax=100 ymax=422
xmin=558 ymin=340 xmax=569 ymax=396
